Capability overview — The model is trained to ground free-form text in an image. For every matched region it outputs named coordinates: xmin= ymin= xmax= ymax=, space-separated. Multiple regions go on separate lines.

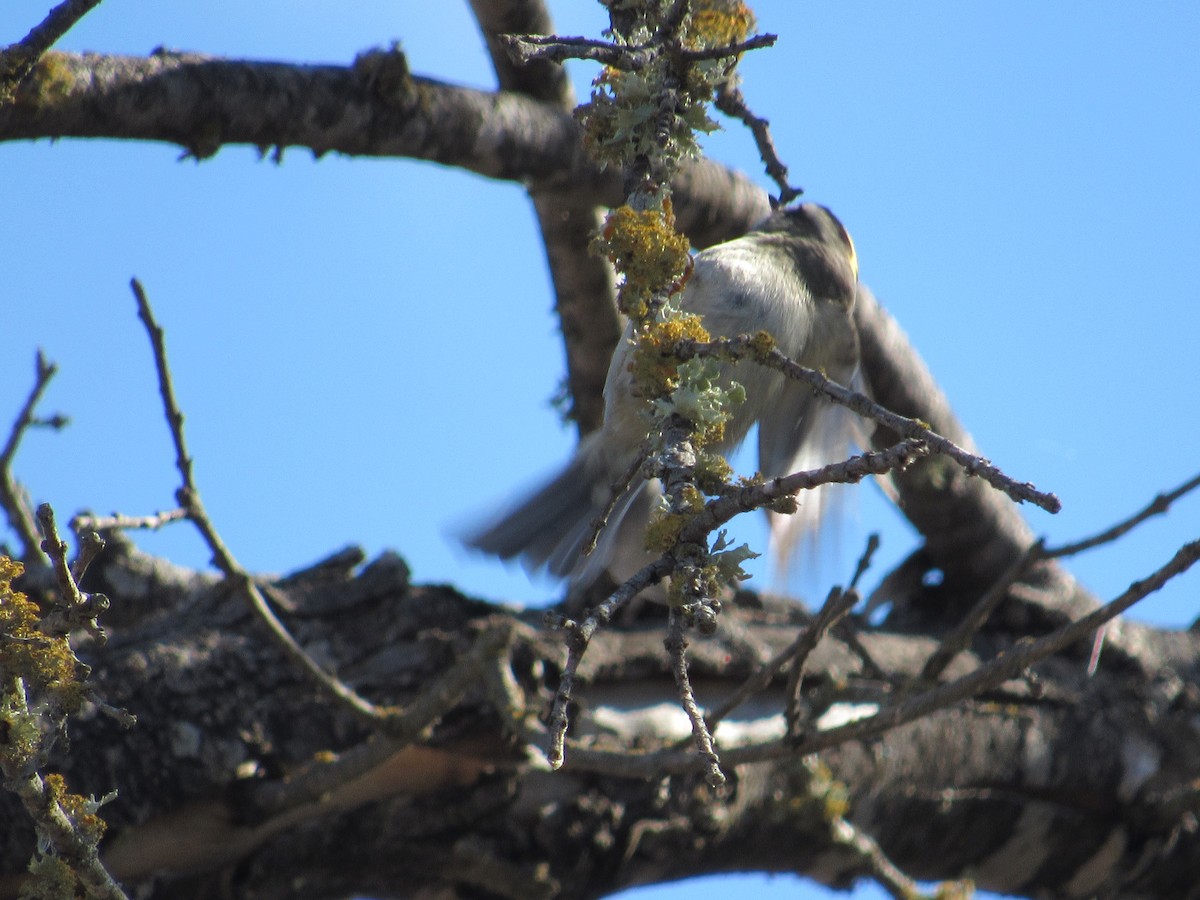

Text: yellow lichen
xmin=0 ymin=557 xmax=84 ymax=715
xmin=592 ymin=203 xmax=691 ymax=319
xmin=45 ymin=773 xmax=107 ymax=845
xmin=748 ymin=329 xmax=777 ymax=359
xmin=644 ymin=511 xmax=689 ymax=554
xmin=630 ymin=314 xmax=711 ymax=399
xmin=686 ymin=1 xmax=755 ymax=49
xmin=694 ymin=451 xmax=733 ymax=494
xmin=22 ymin=854 xmax=78 ymax=900
xmin=12 ymin=51 xmax=77 ymax=107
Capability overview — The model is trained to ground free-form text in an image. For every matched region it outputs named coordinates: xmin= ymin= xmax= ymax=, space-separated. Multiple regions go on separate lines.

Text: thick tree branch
xmin=468 ymin=0 xmax=621 ymax=435
xmin=0 ymin=49 xmax=768 ymax=249
xmin=2 ymin=544 xmax=1197 ymax=899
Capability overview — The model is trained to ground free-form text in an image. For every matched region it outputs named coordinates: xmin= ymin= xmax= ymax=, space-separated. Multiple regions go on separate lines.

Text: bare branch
xmin=784 ymin=587 xmax=859 ymax=737
xmin=249 ymin=619 xmax=521 ymax=819
xmin=666 ymin=607 xmax=725 ymax=787
xmin=71 ymin=509 xmax=188 ymax=532
xmin=848 ymin=532 xmax=881 ymax=591
xmin=544 ymin=556 xmax=673 ymax=769
xmin=677 ymin=334 xmax=1061 ymax=513
xmin=790 ymin=537 xmax=1200 ymax=754
xmin=498 ymin=32 xmax=776 ymax=69
xmin=689 ymin=440 xmax=931 ymax=542
xmin=0 ymin=350 xmax=67 ymax=564
xmin=918 ymin=540 xmax=1045 ymax=685
xmin=0 ymin=50 xmax=767 ymax=242
xmin=1046 ymin=470 xmax=1200 ymax=559
xmin=714 ymin=80 xmax=800 ymax=204
xmin=564 ymin=537 xmax=1200 ymax=777
xmin=128 ymin=278 xmax=399 ymax=727
xmin=825 ymin=802 xmax=955 ymax=900
xmin=35 ymin=504 xmax=108 ymax=643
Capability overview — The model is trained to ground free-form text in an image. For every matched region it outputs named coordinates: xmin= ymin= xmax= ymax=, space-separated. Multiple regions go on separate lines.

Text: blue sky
xmin=3 ymin=3 xmax=1198 ymax=898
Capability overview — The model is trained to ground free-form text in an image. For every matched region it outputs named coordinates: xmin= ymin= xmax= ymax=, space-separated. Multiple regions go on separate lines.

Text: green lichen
xmin=20 ymin=854 xmax=77 ymax=900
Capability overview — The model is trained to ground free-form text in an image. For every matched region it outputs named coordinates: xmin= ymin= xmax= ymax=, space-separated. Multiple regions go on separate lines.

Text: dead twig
xmin=714 ymin=80 xmax=800 ymax=204
xmin=497 ymin=31 xmax=776 ymax=69
xmin=676 ymin=335 xmax=1062 ymax=513
xmin=0 ymin=350 xmax=68 ymax=564
xmin=129 ymin=278 xmax=397 ymax=726
xmin=918 ymin=540 xmax=1045 ymax=685
xmin=1046 ymin=470 xmax=1200 ymax=559
xmin=666 ymin=607 xmax=725 ymax=787
xmin=544 ymin=555 xmax=673 ymax=770
xmin=71 ymin=509 xmax=188 ymax=533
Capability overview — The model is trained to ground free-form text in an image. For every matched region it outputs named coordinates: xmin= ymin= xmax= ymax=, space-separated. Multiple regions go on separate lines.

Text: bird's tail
xmin=463 ymin=435 xmax=657 ymax=589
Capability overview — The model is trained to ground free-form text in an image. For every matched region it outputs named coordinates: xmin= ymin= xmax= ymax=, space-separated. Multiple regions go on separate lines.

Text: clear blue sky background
xmin=3 ymin=3 xmax=1199 ymax=898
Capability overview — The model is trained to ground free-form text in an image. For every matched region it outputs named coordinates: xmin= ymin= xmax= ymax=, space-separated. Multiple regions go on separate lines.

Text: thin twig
xmin=582 ymin=445 xmax=650 ymax=557
xmin=827 ymin=807 xmax=946 ymax=900
xmin=676 ymin=336 xmax=1062 ymax=513
xmin=714 ymin=81 xmax=800 ymax=204
xmin=784 ymin=587 xmax=859 ymax=737
xmin=848 ymin=533 xmax=881 ymax=591
xmin=129 ymin=278 xmax=395 ymax=726
xmin=918 ymin=540 xmax=1045 ymax=684
xmin=545 ymin=556 xmax=673 ymax=769
xmin=70 ymin=530 xmax=106 ymax=585
xmin=1 ymin=350 xmax=66 ymax=563
xmin=1046 ymin=470 xmax=1200 ymax=559
xmin=685 ymin=440 xmax=930 ymax=544
xmin=497 ymin=31 xmax=775 ymax=69
xmin=498 ymin=33 xmax=654 ymax=68
xmin=250 ymin=621 xmax=519 ymax=817
xmin=704 ymin=551 xmax=870 ymax=736
xmin=36 ymin=504 xmax=108 ymax=644
xmin=825 ymin=805 xmax=940 ymax=897
xmin=71 ymin=509 xmax=188 ymax=532
xmin=666 ymin=607 xmax=725 ymax=787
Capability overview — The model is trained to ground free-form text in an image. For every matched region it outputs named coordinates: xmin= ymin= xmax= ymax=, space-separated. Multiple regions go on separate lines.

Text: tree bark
xmin=2 ymin=535 xmax=1198 ymax=899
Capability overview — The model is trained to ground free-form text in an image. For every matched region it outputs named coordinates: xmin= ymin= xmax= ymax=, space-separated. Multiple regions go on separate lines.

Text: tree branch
xmin=0 ymin=351 xmax=65 ymax=565
xmin=0 ymin=0 xmax=104 ymax=100
xmin=468 ymin=0 xmax=621 ymax=435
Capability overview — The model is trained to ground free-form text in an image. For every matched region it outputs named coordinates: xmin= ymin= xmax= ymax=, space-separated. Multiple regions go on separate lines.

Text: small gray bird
xmin=466 ymin=203 xmax=861 ymax=592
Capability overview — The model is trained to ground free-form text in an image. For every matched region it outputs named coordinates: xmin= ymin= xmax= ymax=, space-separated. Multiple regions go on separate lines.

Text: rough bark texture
xmin=0 ymin=50 xmax=769 ymax=251
xmin=2 ymin=535 xmax=1199 ymax=900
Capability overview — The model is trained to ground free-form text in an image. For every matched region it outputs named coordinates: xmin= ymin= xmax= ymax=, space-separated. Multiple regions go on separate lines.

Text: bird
xmin=465 ymin=202 xmax=861 ymax=596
